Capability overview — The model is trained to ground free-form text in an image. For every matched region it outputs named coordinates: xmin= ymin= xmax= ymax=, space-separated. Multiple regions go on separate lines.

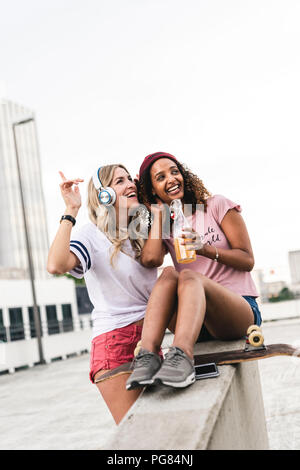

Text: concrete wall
xmin=0 ymin=277 xmax=77 ymax=310
xmin=207 ymin=361 xmax=268 ymax=449
xmin=0 ymin=329 xmax=92 ymax=373
xmin=102 ymin=339 xmax=269 ymax=450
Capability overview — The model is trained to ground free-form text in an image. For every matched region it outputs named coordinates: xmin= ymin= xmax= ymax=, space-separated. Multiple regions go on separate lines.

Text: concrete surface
xmin=260 ymin=299 xmax=300 ymax=323
xmin=0 ymin=353 xmax=114 ymax=450
xmin=207 ymin=361 xmax=268 ymax=450
xmin=258 ymin=319 xmax=300 ymax=450
xmin=103 ymin=340 xmax=268 ymax=450
xmin=0 ymin=318 xmax=299 ymax=450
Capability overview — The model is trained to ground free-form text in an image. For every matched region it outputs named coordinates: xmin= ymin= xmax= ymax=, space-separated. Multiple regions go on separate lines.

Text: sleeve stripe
xmin=70 ymin=240 xmax=91 ymax=269
xmin=73 ymin=266 xmax=83 ymax=274
xmin=70 ymin=243 xmax=90 ymax=270
xmin=70 ymin=243 xmax=87 ymax=268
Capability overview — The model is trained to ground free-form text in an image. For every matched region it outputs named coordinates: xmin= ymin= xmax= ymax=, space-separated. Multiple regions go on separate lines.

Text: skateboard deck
xmin=194 ymin=324 xmax=300 ymax=366
xmin=194 ymin=343 xmax=300 ymax=367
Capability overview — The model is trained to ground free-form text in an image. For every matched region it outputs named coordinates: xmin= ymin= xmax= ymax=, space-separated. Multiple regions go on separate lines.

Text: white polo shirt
xmin=69 ymin=223 xmax=157 ymax=338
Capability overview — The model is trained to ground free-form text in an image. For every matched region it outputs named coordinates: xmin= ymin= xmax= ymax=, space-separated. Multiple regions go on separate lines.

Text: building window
xmin=9 ymin=308 xmax=25 ymax=341
xmin=46 ymin=305 xmax=60 ymax=335
xmin=0 ymin=309 xmax=7 ymax=342
xmin=75 ymin=286 xmax=93 ymax=314
xmin=61 ymin=304 xmax=74 ymax=332
xmin=28 ymin=306 xmax=42 ymax=338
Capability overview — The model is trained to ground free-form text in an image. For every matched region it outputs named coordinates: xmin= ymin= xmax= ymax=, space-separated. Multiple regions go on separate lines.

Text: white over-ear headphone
xmin=92 ymin=167 xmax=116 ymax=206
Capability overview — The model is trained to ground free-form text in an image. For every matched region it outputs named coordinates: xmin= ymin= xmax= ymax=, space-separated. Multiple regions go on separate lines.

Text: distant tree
xmin=54 ymin=273 xmax=85 ymax=286
xmin=268 ymin=287 xmax=295 ymax=302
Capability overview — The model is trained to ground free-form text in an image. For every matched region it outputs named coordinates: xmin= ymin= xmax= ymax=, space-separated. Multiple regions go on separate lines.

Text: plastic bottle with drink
xmin=170 ymin=199 xmax=196 ymax=264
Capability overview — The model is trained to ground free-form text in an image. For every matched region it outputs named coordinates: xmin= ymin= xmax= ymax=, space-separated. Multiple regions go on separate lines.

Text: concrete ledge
xmin=102 ymin=339 xmax=269 ymax=450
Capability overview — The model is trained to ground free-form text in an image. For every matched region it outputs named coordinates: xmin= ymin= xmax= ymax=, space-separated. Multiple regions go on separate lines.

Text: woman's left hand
xmin=180 ymin=227 xmax=204 ymax=254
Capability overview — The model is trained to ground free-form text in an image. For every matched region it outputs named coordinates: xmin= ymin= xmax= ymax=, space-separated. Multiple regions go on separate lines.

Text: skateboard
xmin=95 ymin=325 xmax=300 ymax=384
xmin=194 ymin=325 xmax=300 ymax=367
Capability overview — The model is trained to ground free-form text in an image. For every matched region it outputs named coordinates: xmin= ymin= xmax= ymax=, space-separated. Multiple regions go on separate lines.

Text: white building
xmin=0 ymin=100 xmax=49 ymax=279
xmin=0 ymin=100 xmax=93 ymax=374
xmin=0 ymin=278 xmax=92 ymax=373
xmin=289 ymin=250 xmax=300 ymax=285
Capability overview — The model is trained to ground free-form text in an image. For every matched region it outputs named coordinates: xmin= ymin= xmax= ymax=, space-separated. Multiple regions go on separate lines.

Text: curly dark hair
xmin=137 ymin=159 xmax=211 ymax=213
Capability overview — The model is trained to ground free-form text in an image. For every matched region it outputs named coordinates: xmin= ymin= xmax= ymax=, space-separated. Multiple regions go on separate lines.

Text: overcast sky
xmin=1 ymin=0 xmax=300 ymax=282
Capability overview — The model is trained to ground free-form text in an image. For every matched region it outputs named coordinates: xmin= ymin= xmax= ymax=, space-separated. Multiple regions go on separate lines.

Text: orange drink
xmin=174 ymin=237 xmax=196 ymax=264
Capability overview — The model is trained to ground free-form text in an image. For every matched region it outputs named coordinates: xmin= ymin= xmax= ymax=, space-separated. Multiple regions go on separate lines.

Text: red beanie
xmin=138 ymin=152 xmax=177 ymax=180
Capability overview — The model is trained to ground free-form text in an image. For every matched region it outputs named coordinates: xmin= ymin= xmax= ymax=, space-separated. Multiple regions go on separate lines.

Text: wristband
xmin=60 ymin=215 xmax=76 ymax=226
xmin=214 ymin=245 xmax=219 ymax=262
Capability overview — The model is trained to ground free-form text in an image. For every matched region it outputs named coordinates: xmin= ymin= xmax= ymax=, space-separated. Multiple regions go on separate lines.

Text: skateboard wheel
xmin=247 ymin=325 xmax=262 ymax=336
xmin=134 ymin=340 xmax=142 ymax=357
xmin=248 ymin=331 xmax=264 ymax=347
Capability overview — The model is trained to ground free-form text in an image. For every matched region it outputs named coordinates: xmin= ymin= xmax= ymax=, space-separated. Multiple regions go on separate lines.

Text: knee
xmin=159 ymin=266 xmax=179 ymax=284
xmin=179 ymin=269 xmax=202 ymax=282
xmin=178 ymin=269 xmax=205 ymax=290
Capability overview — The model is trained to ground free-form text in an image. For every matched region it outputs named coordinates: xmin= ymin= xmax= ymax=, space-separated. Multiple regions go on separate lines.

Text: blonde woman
xmin=47 ymin=165 xmax=178 ymax=424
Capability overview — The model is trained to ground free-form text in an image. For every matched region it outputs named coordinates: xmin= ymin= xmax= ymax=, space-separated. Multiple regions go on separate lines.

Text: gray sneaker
xmin=153 ymin=346 xmax=195 ymax=388
xmin=126 ymin=348 xmax=162 ymax=390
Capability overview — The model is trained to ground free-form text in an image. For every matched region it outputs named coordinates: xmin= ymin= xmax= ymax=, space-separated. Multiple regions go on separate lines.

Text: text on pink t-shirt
xmin=163 ymin=194 xmax=258 ymax=297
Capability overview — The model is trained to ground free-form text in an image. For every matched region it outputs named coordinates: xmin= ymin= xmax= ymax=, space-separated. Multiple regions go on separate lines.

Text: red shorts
xmin=89 ymin=323 xmax=143 ymax=383
xmin=89 ymin=322 xmax=164 ymax=383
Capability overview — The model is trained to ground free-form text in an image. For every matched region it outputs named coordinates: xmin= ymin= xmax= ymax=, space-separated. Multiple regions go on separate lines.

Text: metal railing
xmin=9 ymin=324 xmax=25 ymax=342
xmin=61 ymin=318 xmax=74 ymax=333
xmin=0 ymin=326 xmax=7 ymax=343
xmin=0 ymin=316 xmax=81 ymax=343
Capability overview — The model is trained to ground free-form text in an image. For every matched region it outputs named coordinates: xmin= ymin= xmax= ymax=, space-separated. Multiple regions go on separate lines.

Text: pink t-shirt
xmin=164 ymin=194 xmax=258 ymax=297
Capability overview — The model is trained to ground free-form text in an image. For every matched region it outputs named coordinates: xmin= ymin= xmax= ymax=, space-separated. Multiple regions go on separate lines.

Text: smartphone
xmin=195 ymin=363 xmax=219 ymax=380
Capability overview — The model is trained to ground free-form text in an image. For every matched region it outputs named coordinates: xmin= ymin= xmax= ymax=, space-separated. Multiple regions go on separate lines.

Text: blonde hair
xmin=87 ymin=164 xmax=145 ymax=266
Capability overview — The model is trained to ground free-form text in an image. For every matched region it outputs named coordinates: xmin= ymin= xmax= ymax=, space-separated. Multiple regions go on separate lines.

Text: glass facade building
xmin=0 ymin=100 xmax=49 ymax=279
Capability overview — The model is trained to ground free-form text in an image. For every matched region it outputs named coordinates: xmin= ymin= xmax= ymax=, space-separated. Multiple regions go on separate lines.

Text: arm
xmin=183 ymin=209 xmax=255 ymax=272
xmin=140 ymin=206 xmax=167 ymax=268
xmin=47 ymin=172 xmax=84 ymax=275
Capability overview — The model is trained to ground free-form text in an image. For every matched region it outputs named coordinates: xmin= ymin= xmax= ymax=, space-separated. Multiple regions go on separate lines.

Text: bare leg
xmin=94 ymin=370 xmax=143 ymax=425
xmin=141 ymin=266 xmax=178 ymax=354
xmin=172 ymin=269 xmax=254 ymax=359
xmin=94 ymin=269 xmax=179 ymax=420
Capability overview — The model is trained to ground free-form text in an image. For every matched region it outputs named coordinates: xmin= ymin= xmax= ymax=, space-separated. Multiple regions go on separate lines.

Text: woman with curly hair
xmin=126 ymin=152 xmax=262 ymax=390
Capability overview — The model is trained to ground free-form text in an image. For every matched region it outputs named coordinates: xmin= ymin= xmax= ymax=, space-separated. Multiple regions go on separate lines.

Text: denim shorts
xmin=243 ymin=296 xmax=262 ymax=327
xmin=197 ymin=295 xmax=262 ymax=342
